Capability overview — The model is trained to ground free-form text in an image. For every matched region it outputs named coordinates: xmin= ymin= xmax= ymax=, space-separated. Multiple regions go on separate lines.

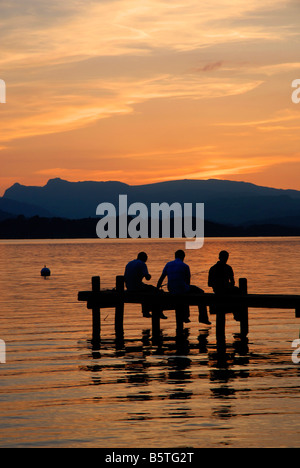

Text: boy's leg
xmin=189 ymin=285 xmax=211 ymax=325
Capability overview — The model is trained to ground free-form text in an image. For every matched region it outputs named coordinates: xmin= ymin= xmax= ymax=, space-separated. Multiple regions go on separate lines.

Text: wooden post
xmin=152 ymin=307 xmax=161 ymax=342
xmin=175 ymin=306 xmax=185 ymax=335
xmin=92 ymin=276 xmax=101 ymax=343
xmin=115 ymin=276 xmax=125 ymax=336
xmin=239 ymin=278 xmax=249 ymax=338
xmin=216 ymin=309 xmax=226 ymax=347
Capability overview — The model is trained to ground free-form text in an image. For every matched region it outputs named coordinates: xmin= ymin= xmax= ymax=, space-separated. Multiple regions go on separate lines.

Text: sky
xmin=0 ymin=0 xmax=300 ymax=195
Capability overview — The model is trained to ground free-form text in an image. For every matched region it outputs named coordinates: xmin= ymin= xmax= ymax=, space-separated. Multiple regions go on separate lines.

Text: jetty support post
xmin=91 ymin=276 xmax=101 ymax=343
xmin=239 ymin=278 xmax=249 ymax=338
xmin=175 ymin=305 xmax=186 ymax=335
xmin=152 ymin=305 xmax=161 ymax=343
xmin=115 ymin=276 xmax=125 ymax=336
xmin=216 ymin=308 xmax=226 ymax=351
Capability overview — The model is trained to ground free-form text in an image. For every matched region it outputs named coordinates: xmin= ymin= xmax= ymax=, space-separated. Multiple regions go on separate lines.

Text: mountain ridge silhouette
xmin=2 ymin=177 xmax=300 ymax=227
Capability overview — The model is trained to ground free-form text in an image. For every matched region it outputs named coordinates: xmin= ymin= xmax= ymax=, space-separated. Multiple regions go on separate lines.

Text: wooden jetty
xmin=78 ymin=276 xmax=300 ymax=348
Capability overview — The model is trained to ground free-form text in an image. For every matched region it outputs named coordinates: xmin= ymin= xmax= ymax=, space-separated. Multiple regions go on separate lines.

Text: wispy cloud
xmin=0 ymin=72 xmax=263 ymax=144
xmin=160 ymin=153 xmax=300 ymax=182
xmin=0 ymin=0 xmax=291 ymax=69
xmin=216 ymin=109 xmax=300 ymax=129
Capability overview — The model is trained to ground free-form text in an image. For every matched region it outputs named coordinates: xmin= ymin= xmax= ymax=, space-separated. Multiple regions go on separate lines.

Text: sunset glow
xmin=1 ymin=0 xmax=300 ymax=194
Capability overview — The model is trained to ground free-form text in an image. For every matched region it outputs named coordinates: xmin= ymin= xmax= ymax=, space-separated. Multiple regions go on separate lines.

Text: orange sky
xmin=0 ymin=0 xmax=300 ymax=195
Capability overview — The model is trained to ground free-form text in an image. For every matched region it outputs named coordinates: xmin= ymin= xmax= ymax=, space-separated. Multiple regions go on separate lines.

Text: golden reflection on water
xmin=0 ymin=238 xmax=299 ymax=448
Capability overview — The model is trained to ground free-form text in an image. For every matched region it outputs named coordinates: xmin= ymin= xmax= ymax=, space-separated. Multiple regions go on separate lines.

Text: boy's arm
xmin=142 ymin=263 xmax=151 ymax=281
xmin=157 ymin=265 xmax=168 ymax=289
xmin=185 ymin=265 xmax=191 ymax=286
xmin=229 ymin=266 xmax=235 ymax=286
xmin=208 ymin=268 xmax=212 ymax=287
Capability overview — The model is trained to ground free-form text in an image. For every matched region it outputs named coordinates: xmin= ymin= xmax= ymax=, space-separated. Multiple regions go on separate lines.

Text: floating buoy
xmin=41 ymin=266 xmax=51 ymax=277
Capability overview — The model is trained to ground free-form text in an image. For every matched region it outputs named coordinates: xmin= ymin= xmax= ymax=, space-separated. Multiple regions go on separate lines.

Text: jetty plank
xmin=79 ymin=290 xmax=300 ymax=312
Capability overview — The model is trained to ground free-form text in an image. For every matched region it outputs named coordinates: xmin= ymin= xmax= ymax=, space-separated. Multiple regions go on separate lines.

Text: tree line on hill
xmin=0 ymin=215 xmax=300 ymax=239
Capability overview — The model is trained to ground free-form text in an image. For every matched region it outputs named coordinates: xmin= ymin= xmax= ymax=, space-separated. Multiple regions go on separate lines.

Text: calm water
xmin=0 ymin=238 xmax=299 ymax=448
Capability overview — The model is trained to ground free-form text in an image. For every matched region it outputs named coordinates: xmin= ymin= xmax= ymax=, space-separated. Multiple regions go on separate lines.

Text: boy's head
xmin=137 ymin=252 xmax=148 ymax=262
xmin=219 ymin=250 xmax=229 ymax=263
xmin=175 ymin=250 xmax=186 ymax=261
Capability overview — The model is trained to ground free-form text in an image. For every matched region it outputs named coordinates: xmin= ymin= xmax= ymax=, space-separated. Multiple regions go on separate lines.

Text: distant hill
xmin=0 ymin=196 xmax=53 ymax=218
xmin=4 ymin=179 xmax=128 ymax=219
xmin=3 ymin=178 xmax=300 ymax=228
xmin=250 ymin=212 xmax=300 ymax=228
xmin=0 ymin=209 xmax=14 ymax=221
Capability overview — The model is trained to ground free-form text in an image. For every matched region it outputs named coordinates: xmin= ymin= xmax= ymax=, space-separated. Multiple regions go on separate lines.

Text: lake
xmin=0 ymin=237 xmax=299 ymax=448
